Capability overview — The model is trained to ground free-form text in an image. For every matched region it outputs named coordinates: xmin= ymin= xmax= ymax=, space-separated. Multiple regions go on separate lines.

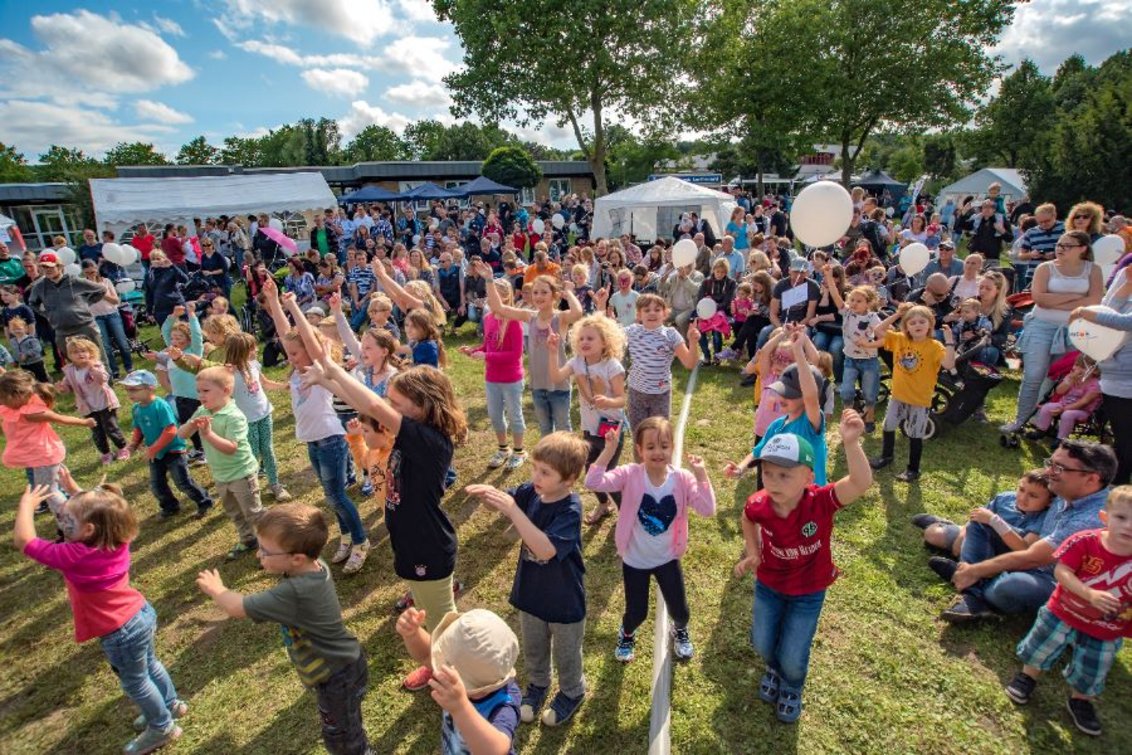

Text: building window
xmin=520 ymin=187 xmax=535 ymax=205
xmin=547 ymin=179 xmax=571 ymax=201
xmin=13 ymin=204 xmax=84 ymax=250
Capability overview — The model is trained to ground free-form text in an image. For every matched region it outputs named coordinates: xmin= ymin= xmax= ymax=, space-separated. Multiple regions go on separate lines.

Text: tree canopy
xmin=481 ymin=146 xmax=542 ymax=189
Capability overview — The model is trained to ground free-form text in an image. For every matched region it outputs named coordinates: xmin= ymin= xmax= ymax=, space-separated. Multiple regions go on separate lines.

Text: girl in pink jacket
xmin=586 ymin=416 xmax=715 ymax=664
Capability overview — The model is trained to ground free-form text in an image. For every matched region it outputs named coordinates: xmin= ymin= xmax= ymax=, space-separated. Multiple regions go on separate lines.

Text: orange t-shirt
xmin=0 ymin=394 xmax=66 ymax=469
xmin=524 ymin=263 xmax=561 ymax=287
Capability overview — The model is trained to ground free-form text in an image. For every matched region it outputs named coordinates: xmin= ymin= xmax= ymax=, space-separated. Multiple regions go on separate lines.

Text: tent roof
xmin=339 ymin=185 xmax=401 ymax=203
xmin=90 ymin=172 xmax=337 ymax=228
xmin=397 ymin=182 xmax=462 ymax=200
xmin=457 ymin=176 xmax=518 ymax=196
xmin=855 ymin=169 xmax=906 ymax=188
xmin=596 ymin=175 xmax=736 ymax=206
xmin=939 ymin=167 xmax=1027 ymax=198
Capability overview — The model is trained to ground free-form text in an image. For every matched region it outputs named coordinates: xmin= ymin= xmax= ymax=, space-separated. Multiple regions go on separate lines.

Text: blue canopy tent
xmin=397 ymin=182 xmax=463 ymax=201
xmin=456 ymin=176 xmax=518 ymax=197
xmin=338 ymin=185 xmax=402 ymax=203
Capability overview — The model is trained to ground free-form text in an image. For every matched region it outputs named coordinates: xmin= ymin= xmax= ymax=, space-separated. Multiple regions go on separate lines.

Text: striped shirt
xmin=347 ymin=267 xmax=377 ymax=298
xmin=1021 ymin=221 xmax=1065 ymax=258
xmin=625 ymin=323 xmax=684 ymax=394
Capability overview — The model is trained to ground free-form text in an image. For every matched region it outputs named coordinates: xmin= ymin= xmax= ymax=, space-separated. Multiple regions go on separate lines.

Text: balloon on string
xmin=1093 ymin=235 xmax=1124 ymax=266
xmin=672 ymin=238 xmax=699 ymax=268
xmin=696 ymin=297 xmax=718 ymax=320
xmin=101 ymin=243 xmax=125 ymax=265
xmin=899 ymin=242 xmax=931 ymax=276
xmin=532 ymin=218 xmax=545 ymax=234
xmin=268 ymin=218 xmax=284 ymax=232
xmin=429 ymin=218 xmax=439 ymax=230
xmin=789 ymin=181 xmax=854 ymax=247
xmin=56 ymin=246 xmax=77 ymax=265
xmin=1069 ymin=310 xmax=1128 ymax=362
xmin=551 ymin=214 xmax=565 ymax=229
xmin=64 ymin=262 xmax=81 ymax=277
xmin=115 ymin=279 xmax=137 ymax=294
xmin=886 ymin=207 xmax=895 ymax=218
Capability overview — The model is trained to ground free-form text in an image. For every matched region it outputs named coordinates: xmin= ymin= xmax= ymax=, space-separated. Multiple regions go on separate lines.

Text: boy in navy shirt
xmin=465 ymin=431 xmax=590 ymax=727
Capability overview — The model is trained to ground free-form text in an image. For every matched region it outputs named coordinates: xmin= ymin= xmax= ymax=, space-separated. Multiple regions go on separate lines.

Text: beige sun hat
xmin=430 ymin=609 xmax=518 ymax=698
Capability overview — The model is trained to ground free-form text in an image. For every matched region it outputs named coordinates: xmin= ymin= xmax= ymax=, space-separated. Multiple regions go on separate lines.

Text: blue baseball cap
xmin=120 ymin=369 xmax=158 ymax=388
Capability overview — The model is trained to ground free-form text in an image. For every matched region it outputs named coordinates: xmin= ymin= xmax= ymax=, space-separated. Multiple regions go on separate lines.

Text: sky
xmin=0 ymin=0 xmax=1128 ymax=162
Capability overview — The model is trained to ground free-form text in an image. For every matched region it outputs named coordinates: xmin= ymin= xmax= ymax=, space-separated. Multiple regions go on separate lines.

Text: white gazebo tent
xmin=591 ymin=176 xmax=738 ymax=242
xmin=938 ymin=168 xmax=1027 ymax=203
xmin=90 ymin=172 xmax=338 ymax=241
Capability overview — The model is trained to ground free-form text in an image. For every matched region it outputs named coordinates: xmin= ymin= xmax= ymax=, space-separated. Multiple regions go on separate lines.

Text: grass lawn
xmin=0 ymin=314 xmax=1129 ymax=755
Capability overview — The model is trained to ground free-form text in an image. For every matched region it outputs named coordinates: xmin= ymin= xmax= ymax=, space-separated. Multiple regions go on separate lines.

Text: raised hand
xmin=429 ymin=663 xmax=468 ymax=713
xmin=328 ymin=292 xmax=342 ymax=313
xmin=723 ymin=461 xmax=744 ymax=479
xmin=395 ymin=607 xmax=427 ymax=638
xmin=18 ymin=484 xmax=54 ymax=510
xmin=839 ymin=408 xmax=865 ymax=444
xmin=196 ymin=568 xmax=227 ymax=598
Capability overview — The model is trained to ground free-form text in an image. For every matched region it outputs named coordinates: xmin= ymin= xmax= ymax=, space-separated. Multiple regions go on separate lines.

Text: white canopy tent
xmin=938 ymin=168 xmax=1027 ymax=203
xmin=90 ymin=172 xmax=338 ymax=240
xmin=591 ymin=176 xmax=738 ymax=242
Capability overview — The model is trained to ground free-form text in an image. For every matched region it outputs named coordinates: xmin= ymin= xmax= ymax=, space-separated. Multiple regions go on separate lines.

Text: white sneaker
xmin=331 ymin=538 xmax=352 ymax=564
xmin=487 ymin=448 xmax=511 ymax=468
xmin=268 ymin=483 xmax=293 ymax=502
xmin=504 ymin=451 xmax=527 ymax=471
xmin=342 ymin=540 xmax=370 ymax=574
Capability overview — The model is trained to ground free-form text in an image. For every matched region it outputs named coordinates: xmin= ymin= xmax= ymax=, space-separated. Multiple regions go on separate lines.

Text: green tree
xmin=433 ymin=0 xmax=699 ymax=194
xmin=0 ymin=143 xmax=33 ymax=183
xmin=104 ymin=142 xmax=169 ymax=166
xmin=218 ymin=136 xmax=263 ymax=166
xmin=974 ymin=59 xmax=1056 ymax=167
xmin=432 ymin=123 xmax=515 ymax=161
xmin=176 ymin=136 xmax=219 ymax=165
xmin=922 ymin=134 xmax=958 ymax=182
xmin=403 ymin=119 xmax=447 ymax=160
xmin=481 ymin=146 xmax=542 ymax=189
xmin=605 ymin=125 xmax=681 ymax=189
xmin=344 ymin=125 xmax=410 ymax=162
xmin=35 ymin=146 xmax=109 ymax=182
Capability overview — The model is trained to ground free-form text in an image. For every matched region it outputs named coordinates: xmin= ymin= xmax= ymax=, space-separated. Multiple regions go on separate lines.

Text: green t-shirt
xmin=191 ymin=400 xmax=258 ymax=482
xmin=242 ymin=562 xmax=360 ymax=686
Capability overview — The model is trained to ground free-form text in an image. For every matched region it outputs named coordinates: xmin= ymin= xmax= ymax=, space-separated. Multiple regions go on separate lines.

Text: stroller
xmin=1000 ymin=351 xmax=1111 ymax=448
xmin=117 ymin=301 xmax=152 ymax=359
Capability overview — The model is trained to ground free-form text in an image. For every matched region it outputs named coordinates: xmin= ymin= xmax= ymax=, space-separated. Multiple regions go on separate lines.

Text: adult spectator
xmin=26 ymin=251 xmax=106 ymax=357
xmin=1003 ymin=231 xmax=1103 ymax=433
xmin=144 ymin=250 xmax=189 ymax=327
xmin=1009 ymin=193 xmax=1035 ymax=225
xmin=858 ymin=207 xmax=890 ymax=261
xmin=1065 ymin=201 xmax=1104 ymax=243
xmin=725 ymin=207 xmax=749 ymax=255
xmin=224 ymin=220 xmax=250 ymax=275
xmin=309 ymin=214 xmax=338 ymax=261
xmin=1070 ymin=268 xmax=1132 ymax=485
xmin=76 ymin=228 xmax=102 ymax=265
xmin=947 ymin=253 xmax=984 ymax=301
xmin=619 ymin=233 xmax=643 ymax=266
xmin=660 ymin=261 xmax=703 ymax=336
xmin=0 ymin=241 xmax=24 ymax=285
xmin=696 ymin=258 xmax=737 ymax=362
xmin=199 ymin=235 xmax=232 ymax=300
xmin=767 ymin=203 xmax=789 ymax=238
xmin=81 ymin=260 xmax=133 ymax=379
xmin=959 ymin=198 xmax=1013 ymax=262
xmin=920 ymin=239 xmax=964 ymax=282
xmin=719 ymin=235 xmax=745 ymax=280
xmin=160 ymin=224 xmax=185 ymax=267
xmin=905 ymin=273 xmax=957 ymax=332
xmin=252 ymin=214 xmax=282 ymax=268
xmin=522 ymin=247 xmax=560 ymax=287
xmin=940 ymin=440 xmax=1115 ymax=622
xmin=130 ymin=224 xmax=156 ymax=271
xmin=1016 ymin=203 xmax=1064 ymax=289
xmin=973 ymin=268 xmax=1012 ymax=366
xmin=690 ymin=211 xmax=718 ymax=248
xmin=759 ymin=257 xmax=820 ymax=348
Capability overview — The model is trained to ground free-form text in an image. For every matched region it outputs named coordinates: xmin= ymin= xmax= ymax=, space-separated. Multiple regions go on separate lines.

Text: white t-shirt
xmin=233 ymin=360 xmax=272 ymax=423
xmin=625 ymin=323 xmax=684 ymax=395
xmin=841 ymin=309 xmax=883 ymax=359
xmin=623 ymin=468 xmax=680 ymax=569
xmin=609 ymin=290 xmax=639 ymax=327
xmin=567 ymin=355 xmax=626 ymax=435
xmin=289 ymin=371 xmax=345 ymax=443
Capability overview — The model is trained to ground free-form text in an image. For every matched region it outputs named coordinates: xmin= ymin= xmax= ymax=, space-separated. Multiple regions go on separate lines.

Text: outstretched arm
xmin=832 ymin=409 xmax=873 ymax=504
xmin=261 ymin=277 xmax=292 ymax=338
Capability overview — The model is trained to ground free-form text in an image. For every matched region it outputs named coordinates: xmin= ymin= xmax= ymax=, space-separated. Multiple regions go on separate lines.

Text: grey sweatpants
xmin=627 ymin=388 xmax=671 ymax=430
xmin=519 ymin=612 xmax=586 ymax=698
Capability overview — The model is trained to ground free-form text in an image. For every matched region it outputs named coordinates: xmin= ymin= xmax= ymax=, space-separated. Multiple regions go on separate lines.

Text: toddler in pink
xmin=1029 ymin=357 xmax=1102 ymax=442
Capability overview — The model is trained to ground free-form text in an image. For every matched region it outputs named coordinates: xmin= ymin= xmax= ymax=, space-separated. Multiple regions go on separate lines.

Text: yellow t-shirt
xmin=883 ymin=331 xmax=945 ymax=407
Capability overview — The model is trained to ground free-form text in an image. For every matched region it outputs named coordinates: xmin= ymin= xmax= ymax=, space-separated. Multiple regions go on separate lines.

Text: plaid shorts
xmin=1016 ymin=605 xmax=1122 ymax=697
xmin=882 ymin=398 xmax=931 ymax=438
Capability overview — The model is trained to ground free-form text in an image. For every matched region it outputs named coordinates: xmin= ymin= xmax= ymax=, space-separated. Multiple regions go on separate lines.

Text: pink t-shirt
xmin=0 ymin=394 xmax=66 ymax=469
xmin=23 ymin=538 xmax=145 ymax=642
xmin=473 ymin=312 xmax=525 ymax=384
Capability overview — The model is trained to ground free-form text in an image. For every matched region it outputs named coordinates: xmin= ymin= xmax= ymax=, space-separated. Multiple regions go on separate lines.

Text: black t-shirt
xmin=772 ymin=277 xmax=820 ymax=323
xmin=385 ymin=417 xmax=456 ymax=581
xmin=508 ymin=484 xmax=586 ymax=624
xmin=906 ymin=286 xmax=954 ymax=329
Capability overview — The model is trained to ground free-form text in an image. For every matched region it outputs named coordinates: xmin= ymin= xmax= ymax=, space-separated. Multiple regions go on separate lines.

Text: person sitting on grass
xmin=196 ymin=503 xmax=371 ymax=755
xmin=734 ymin=410 xmax=873 ymax=724
xmin=1003 ymin=485 xmax=1132 ymax=738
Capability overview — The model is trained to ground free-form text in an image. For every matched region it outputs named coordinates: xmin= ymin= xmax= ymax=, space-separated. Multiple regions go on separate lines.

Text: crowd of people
xmin=1 ymin=182 xmax=1131 ymax=753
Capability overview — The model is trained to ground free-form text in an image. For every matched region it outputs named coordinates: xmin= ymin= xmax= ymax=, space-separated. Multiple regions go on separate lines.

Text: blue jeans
xmin=959 ymin=521 xmax=1056 ymax=613
xmin=841 ymin=356 xmax=880 ymax=406
xmin=1014 ymin=314 xmax=1067 ymax=424
xmin=811 ymin=330 xmax=843 ymax=381
xmin=531 ymin=388 xmax=572 ymax=435
xmin=95 ymin=310 xmax=134 ymax=377
xmin=485 ymin=380 xmax=526 ymax=436
xmin=100 ymin=602 xmax=179 ymax=732
xmin=698 ymin=330 xmax=723 ymax=359
xmin=149 ymin=453 xmax=212 ymax=513
xmin=750 ymin=582 xmax=827 ymax=690
xmin=307 ymin=435 xmax=367 ymax=545
xmin=348 ymin=297 xmax=371 ymax=331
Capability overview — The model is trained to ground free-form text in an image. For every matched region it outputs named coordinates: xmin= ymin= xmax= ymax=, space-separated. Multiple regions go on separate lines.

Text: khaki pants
xmin=215 ymin=473 xmax=265 ymax=543
xmin=409 ymin=575 xmax=457 ymax=633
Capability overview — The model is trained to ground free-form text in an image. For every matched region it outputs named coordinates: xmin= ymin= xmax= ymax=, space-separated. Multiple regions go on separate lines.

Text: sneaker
xmin=191 ymin=505 xmax=211 ymax=521
xmin=1024 ymin=428 xmax=1047 ymax=440
xmin=869 ymin=456 xmax=893 ymax=470
xmin=911 ymin=514 xmax=947 ymax=529
xmin=157 ymin=508 xmax=181 ymax=520
xmin=115 ymin=447 xmax=132 ymax=461
xmin=928 ymin=556 xmax=958 ymax=583
xmin=505 ymin=451 xmax=527 ymax=471
xmin=700 ymin=359 xmax=713 ymax=368
xmin=520 ymin=684 xmax=549 ymax=723
xmin=331 ymin=538 xmax=352 ymax=564
xmin=940 ymin=594 xmax=996 ymax=624
xmin=342 ymin=540 xmax=370 ymax=575
xmin=101 ymin=452 xmax=114 ymax=465
xmin=123 ymin=724 xmax=182 ymax=754
xmin=999 ymin=421 xmax=1023 ymax=434
xmin=1066 ymin=696 xmax=1102 ymax=736
xmin=717 ymin=347 xmax=738 ymax=361
xmin=225 ymin=539 xmax=257 ymax=561
xmin=394 ymin=591 xmax=415 ymax=613
xmin=540 ymin=690 xmax=584 ymax=726
xmin=739 ymin=373 xmax=757 ymax=387
xmin=1004 ymin=672 xmax=1037 ymax=706
xmin=672 ymin=626 xmax=694 ymax=661
xmin=133 ymin=700 xmax=188 ymax=732
xmin=34 ymin=501 xmax=50 ymax=515
xmin=758 ymin=669 xmax=781 ymax=704
xmin=360 ymin=478 xmax=374 ymax=497
xmin=488 ymin=448 xmax=511 ymax=468
xmin=896 ymin=469 xmax=921 ymax=483
xmin=188 ymin=451 xmax=207 ymax=467
xmin=402 ymin=664 xmax=433 ymax=691
xmin=615 ymin=627 xmax=636 ymax=663
xmin=268 ymin=483 xmax=293 ymax=502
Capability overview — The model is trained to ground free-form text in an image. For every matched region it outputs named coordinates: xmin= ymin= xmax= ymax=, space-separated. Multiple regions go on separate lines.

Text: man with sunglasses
xmin=940 ymin=440 xmax=1116 ymax=623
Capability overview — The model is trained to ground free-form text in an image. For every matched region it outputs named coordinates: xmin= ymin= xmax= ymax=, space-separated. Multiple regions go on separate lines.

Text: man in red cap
xmin=26 ymin=251 xmax=107 ymax=359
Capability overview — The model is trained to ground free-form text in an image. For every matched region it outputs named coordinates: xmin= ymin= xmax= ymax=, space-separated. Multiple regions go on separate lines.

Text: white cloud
xmin=208 ymin=49 xmax=228 ymax=60
xmin=237 ymin=36 xmax=459 ymax=79
xmin=386 ymin=81 xmax=451 ymax=108
xmin=396 ymin=0 xmax=438 ymax=23
xmin=301 ymin=68 xmax=370 ymax=98
xmin=994 ymin=0 xmax=1132 ymax=72
xmin=0 ymin=100 xmax=174 ymax=157
xmin=221 ymin=0 xmax=393 ymax=45
xmin=135 ymin=99 xmax=194 ymax=125
xmin=337 ymin=100 xmax=413 ymax=139
xmin=152 ymin=15 xmax=186 ymax=37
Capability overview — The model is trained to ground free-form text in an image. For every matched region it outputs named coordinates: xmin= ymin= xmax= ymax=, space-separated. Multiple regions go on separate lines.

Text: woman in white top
xmin=81 ymin=260 xmax=133 ymax=378
xmin=948 ymin=253 xmax=984 ymax=302
xmin=1003 ymin=230 xmax=1104 ymax=432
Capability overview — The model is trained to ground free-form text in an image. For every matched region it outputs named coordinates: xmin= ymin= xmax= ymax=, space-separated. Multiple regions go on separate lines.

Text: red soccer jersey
xmin=743 ymin=483 xmax=844 ymax=596
xmin=1049 ymin=529 xmax=1132 ymax=641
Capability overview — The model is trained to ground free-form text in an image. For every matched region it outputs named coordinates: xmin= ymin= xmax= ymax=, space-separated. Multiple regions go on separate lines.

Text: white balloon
xmin=101 ymin=243 xmax=124 ymax=265
xmin=789 ymin=181 xmax=854 ymax=247
xmin=268 ymin=218 xmax=284 ymax=232
xmin=886 ymin=207 xmax=895 ymax=218
xmin=56 ymin=246 xmax=76 ymax=265
xmin=64 ymin=263 xmax=81 ymax=277
xmin=900 ymin=242 xmax=931 ymax=276
xmin=123 ymin=245 xmax=139 ymax=266
xmin=1100 ymin=262 xmax=1115 ymax=281
xmin=412 ymin=234 xmax=421 ymax=245
xmin=532 ymin=218 xmax=545 ymax=235
xmin=672 ymin=239 xmax=699 ymax=268
xmin=696 ymin=297 xmax=718 ymax=320
xmin=551 ymin=214 xmax=565 ymax=229
xmin=1093 ymin=235 xmax=1124 ymax=266
xmin=569 ymin=223 xmax=579 ymax=234
xmin=115 ymin=279 xmax=137 ymax=293
xmin=1069 ymin=310 xmax=1128 ymax=362
xmin=429 ymin=218 xmax=439 ymax=230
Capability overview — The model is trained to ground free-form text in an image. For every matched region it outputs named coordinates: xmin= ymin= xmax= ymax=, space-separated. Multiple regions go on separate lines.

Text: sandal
xmin=758 ymin=670 xmax=781 ymax=704
xmin=584 ymin=503 xmax=614 ymax=526
xmin=776 ymin=688 xmax=803 ymax=723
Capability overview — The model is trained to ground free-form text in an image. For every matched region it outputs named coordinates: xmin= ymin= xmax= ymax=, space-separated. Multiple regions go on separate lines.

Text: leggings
xmin=621 ymin=559 xmax=690 ymax=636
xmin=88 ymin=407 xmax=127 ymax=454
xmin=246 ymin=415 xmax=280 ymax=485
xmin=584 ymin=430 xmax=623 ymax=507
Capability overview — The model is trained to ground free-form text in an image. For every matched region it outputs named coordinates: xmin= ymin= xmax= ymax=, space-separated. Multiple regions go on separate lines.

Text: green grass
xmin=1 ymin=318 xmax=1129 ymax=754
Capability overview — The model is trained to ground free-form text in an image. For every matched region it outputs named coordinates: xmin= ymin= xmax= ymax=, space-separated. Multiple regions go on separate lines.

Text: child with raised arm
xmin=196 ymin=503 xmax=371 ymax=755
xmin=623 ymin=293 xmax=700 ymax=433
xmin=586 ymin=417 xmax=715 ymax=663
xmin=56 ymin=335 xmax=130 ymax=464
xmin=465 ymin=431 xmax=591 ymax=727
xmin=822 ymin=264 xmax=884 ymax=432
xmin=734 ymin=410 xmax=874 ymax=723
xmin=159 ymin=303 xmax=206 ymax=461
xmin=396 ymin=607 xmax=521 ymax=755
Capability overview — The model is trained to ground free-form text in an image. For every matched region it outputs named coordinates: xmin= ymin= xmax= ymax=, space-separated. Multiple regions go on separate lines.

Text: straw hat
xmin=430 ymin=610 xmax=518 ymax=698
